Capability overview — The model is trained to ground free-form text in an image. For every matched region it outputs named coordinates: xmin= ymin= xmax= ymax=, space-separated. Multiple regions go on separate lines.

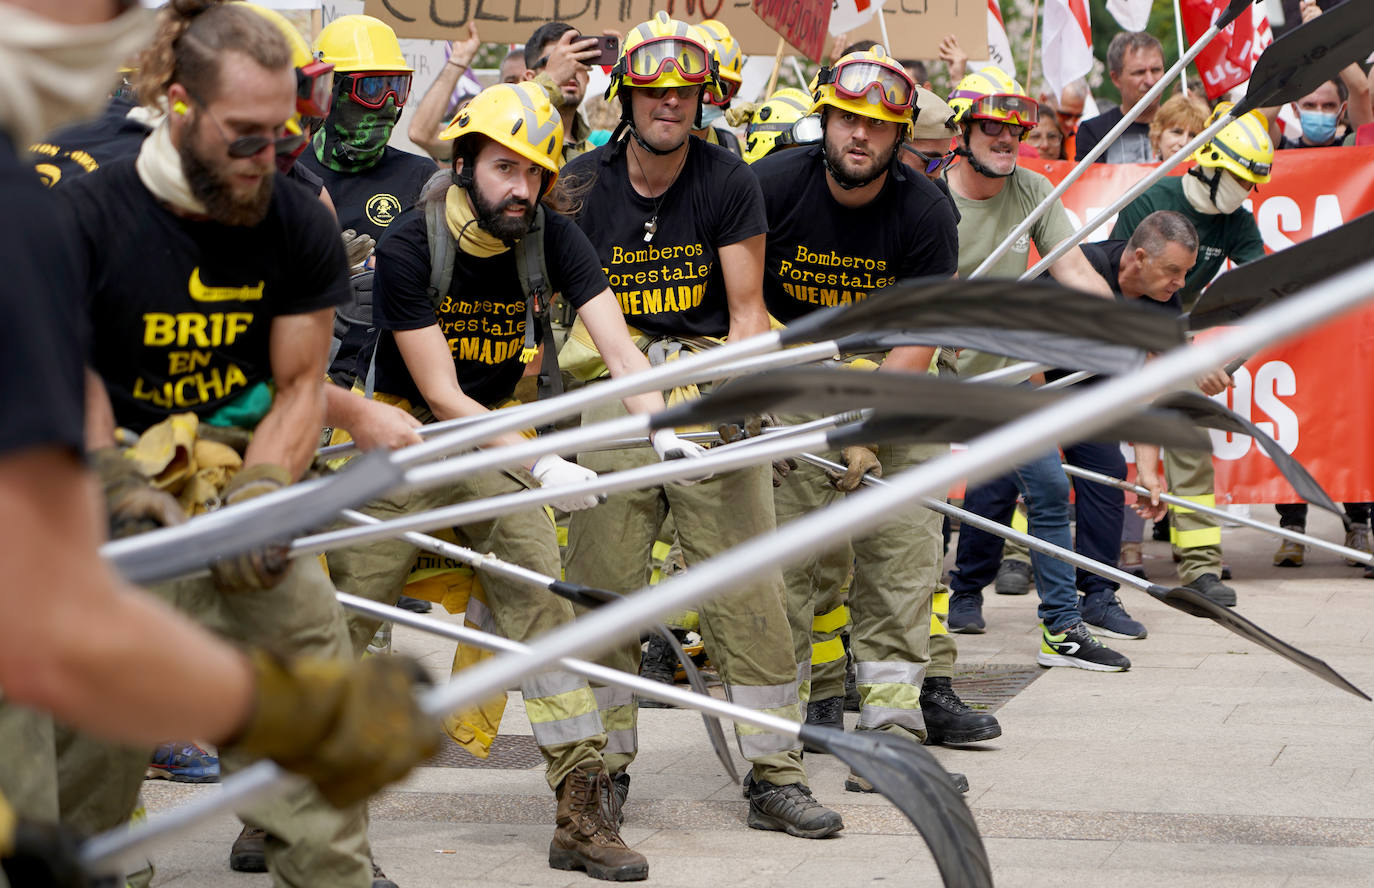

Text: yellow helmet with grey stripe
xmin=440 ymin=81 xmax=563 ymax=195
xmin=744 ymin=88 xmax=815 ymax=164
xmin=1193 ymin=102 xmax=1273 ymax=185
xmin=606 ymin=12 xmax=721 ymax=103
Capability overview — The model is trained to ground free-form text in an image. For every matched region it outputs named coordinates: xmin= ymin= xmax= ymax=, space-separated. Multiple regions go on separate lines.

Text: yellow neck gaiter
xmin=445 ymin=185 xmax=510 ymax=258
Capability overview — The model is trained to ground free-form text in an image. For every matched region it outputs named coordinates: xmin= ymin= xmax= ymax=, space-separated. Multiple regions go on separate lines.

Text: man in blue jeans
xmin=943 ymin=66 xmax=1131 ymax=671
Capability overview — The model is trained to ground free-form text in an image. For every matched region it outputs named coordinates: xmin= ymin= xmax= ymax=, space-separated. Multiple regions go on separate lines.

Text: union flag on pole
xmin=1180 ymin=0 xmax=1269 ymax=100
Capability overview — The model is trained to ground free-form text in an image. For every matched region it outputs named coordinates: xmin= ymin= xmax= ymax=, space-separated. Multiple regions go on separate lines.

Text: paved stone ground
xmin=136 ymin=506 xmax=1374 ymax=887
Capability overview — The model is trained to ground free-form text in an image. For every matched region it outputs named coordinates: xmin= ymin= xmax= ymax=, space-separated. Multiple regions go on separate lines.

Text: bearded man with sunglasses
xmin=941 ymin=67 xmax=1136 ymax=674
xmin=300 ymin=14 xmax=436 ymax=245
xmin=558 ymin=12 xmax=845 ymax=841
xmin=53 ymin=5 xmax=433 ymax=887
xmin=753 ymin=48 xmax=999 ymax=771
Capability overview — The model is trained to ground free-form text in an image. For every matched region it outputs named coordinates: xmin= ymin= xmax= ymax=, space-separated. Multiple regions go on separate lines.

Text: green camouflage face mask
xmin=314 ymin=91 xmax=401 ymax=173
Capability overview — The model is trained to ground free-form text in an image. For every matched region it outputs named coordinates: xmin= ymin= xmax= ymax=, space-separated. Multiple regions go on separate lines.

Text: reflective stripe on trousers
xmin=1169 ymin=494 xmax=1222 ymax=548
xmin=854 ymin=660 xmax=926 ymax=733
xmin=727 ymin=676 xmax=804 ymax=760
xmin=592 ymin=685 xmax=637 ymax=756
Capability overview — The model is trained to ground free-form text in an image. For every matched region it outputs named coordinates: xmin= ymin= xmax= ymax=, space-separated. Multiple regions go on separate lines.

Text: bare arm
xmin=244 ymin=308 xmax=333 ymax=479
xmin=408 ymin=23 xmax=481 ymax=162
xmin=718 ymin=234 xmax=770 ymax=342
xmin=323 ymin=384 xmax=422 ymax=451
xmin=879 ymin=346 xmax=937 ymax=374
xmin=1049 ymin=244 xmax=1115 ymax=298
xmin=393 ymin=324 xmax=528 ymax=454
xmin=83 ymin=366 xmax=117 ymax=451
xmin=0 ymin=448 xmax=254 ymax=745
xmin=317 ymin=183 xmax=337 ymax=217
xmin=1342 ymin=62 xmax=1373 ymax=128
xmin=576 ymin=289 xmax=665 ymax=415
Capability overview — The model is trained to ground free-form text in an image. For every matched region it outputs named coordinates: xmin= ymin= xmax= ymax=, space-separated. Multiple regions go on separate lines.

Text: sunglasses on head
xmin=901 ymin=142 xmax=957 ymax=175
xmin=343 ymin=72 xmax=412 ymax=109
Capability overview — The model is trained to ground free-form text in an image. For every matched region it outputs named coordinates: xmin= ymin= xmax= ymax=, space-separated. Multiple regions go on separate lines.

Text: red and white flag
xmin=1105 ymin=0 xmax=1152 ymax=32
xmin=1180 ymin=0 xmax=1266 ymax=100
xmin=985 ymin=0 xmax=1016 ymax=75
xmin=1042 ymin=0 xmax=1093 ymax=101
xmin=828 ymin=0 xmax=878 ymax=37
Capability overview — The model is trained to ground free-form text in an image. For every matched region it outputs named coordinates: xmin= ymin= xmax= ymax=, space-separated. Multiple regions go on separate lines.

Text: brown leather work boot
xmin=549 ymin=764 xmax=649 ymax=881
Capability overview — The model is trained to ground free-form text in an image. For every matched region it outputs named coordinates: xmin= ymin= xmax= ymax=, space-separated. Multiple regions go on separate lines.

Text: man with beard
xmin=326 ymin=80 xmax=709 ymax=882
xmin=300 ymin=14 xmax=435 ymax=245
xmin=940 ymin=67 xmax=1135 ymax=672
xmin=557 ymin=12 xmax=844 ymax=841
xmin=753 ymin=47 xmax=998 ymax=777
xmin=523 ymin=22 xmax=602 ymax=166
xmin=53 ymin=4 xmax=437 ymax=887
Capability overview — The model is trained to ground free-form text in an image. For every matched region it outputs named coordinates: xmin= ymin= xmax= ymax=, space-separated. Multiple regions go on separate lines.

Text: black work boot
xmin=802 ymin=696 xmax=843 ymax=753
xmin=549 ymin=765 xmax=649 ymax=881
xmin=1184 ymin=572 xmax=1237 ymax=607
xmin=919 ymin=677 xmax=1002 ymax=746
xmin=229 ymin=825 xmax=267 ymax=873
xmin=371 ymin=859 xmax=398 ymax=888
xmin=608 ymin=771 xmax=630 ymax=825
xmin=746 ymin=776 xmax=844 ymax=838
xmin=636 ymin=634 xmax=678 ymax=708
xmin=843 ymin=658 xmax=861 ymax=712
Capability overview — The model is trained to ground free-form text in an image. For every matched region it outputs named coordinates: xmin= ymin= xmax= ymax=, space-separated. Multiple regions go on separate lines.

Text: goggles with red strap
xmin=965 ymin=93 xmax=1038 ymax=128
xmin=621 ymin=36 xmax=713 ymax=85
xmin=342 ymin=71 xmax=412 ymax=109
xmin=296 ymin=59 xmax=335 ymax=119
xmin=818 ymin=58 xmax=915 ymax=114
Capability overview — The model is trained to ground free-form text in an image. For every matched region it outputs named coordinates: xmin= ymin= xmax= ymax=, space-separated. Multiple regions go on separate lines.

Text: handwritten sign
xmin=363 ymin=0 xmax=983 ymax=61
xmin=752 ymin=0 xmax=830 ymax=62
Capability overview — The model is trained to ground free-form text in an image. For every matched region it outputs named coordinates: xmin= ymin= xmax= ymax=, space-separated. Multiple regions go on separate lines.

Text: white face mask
xmin=0 ymin=5 xmax=153 ymax=149
xmin=1182 ymin=167 xmax=1251 ymax=215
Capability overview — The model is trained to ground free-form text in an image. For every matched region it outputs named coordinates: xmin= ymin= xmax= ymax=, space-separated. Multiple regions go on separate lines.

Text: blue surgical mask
xmin=1298 ymin=108 xmax=1339 ymax=145
xmin=699 ymin=103 xmax=724 ymax=129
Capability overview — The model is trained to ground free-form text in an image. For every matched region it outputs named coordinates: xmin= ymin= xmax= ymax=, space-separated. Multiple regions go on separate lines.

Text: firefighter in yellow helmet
xmin=301 ymin=14 xmax=435 ymax=243
xmin=810 ymin=45 xmax=918 ymax=189
xmin=1111 ymin=103 xmax=1272 ymax=608
xmin=561 ymin=10 xmax=845 ymax=841
xmin=692 ymin=18 xmax=745 ymax=155
xmin=325 ymin=80 xmax=700 ymax=881
xmin=946 ymin=64 xmax=1039 ymax=179
xmin=742 ymin=87 xmax=818 ymax=164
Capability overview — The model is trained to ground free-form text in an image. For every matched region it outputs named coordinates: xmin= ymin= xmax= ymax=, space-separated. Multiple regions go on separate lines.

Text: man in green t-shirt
xmin=1110 ymin=106 xmax=1275 ymax=607
xmin=943 ymin=67 xmax=1135 ymax=672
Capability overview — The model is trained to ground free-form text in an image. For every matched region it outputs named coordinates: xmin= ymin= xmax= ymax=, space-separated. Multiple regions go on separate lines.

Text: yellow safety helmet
xmin=1192 ymin=102 xmax=1273 ymax=185
xmin=811 ymin=45 xmax=916 ymax=134
xmin=948 ymin=65 xmax=1038 ymax=139
xmin=440 ymin=81 xmax=563 ymax=195
xmin=315 ymin=14 xmax=412 ymax=74
xmin=744 ymin=88 xmax=816 ymax=164
xmin=607 ymin=12 xmax=721 ymax=104
xmin=698 ymin=19 xmax=743 ymax=106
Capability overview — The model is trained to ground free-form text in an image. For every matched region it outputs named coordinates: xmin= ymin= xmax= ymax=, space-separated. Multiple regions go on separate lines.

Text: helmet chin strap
xmin=819 ymin=118 xmax=899 ymax=191
xmin=617 ymin=88 xmax=699 ymax=156
xmin=1188 ymin=165 xmax=1221 ymax=203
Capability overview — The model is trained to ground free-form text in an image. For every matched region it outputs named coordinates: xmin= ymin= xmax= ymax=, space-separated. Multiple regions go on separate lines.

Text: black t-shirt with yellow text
xmin=753 ymin=146 xmax=958 ymax=323
xmin=61 ymin=160 xmax=349 ymax=433
xmin=370 ymin=206 xmax=607 ymax=410
xmin=562 ymin=137 xmax=767 ymax=339
xmin=30 ymin=96 xmax=149 ymax=189
xmin=299 ymin=145 xmax=436 ymax=241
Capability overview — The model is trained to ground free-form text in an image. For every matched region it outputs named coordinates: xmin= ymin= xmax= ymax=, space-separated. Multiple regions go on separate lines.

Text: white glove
xmin=531 ymin=454 xmax=602 ymax=512
xmin=651 ymin=429 xmax=713 ymax=485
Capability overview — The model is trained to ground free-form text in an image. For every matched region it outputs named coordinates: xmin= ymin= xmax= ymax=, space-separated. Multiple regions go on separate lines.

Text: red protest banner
xmin=1180 ymin=0 xmax=1256 ymax=100
xmin=1019 ymin=147 xmax=1374 ymax=503
xmin=750 ymin=0 xmax=830 ymax=63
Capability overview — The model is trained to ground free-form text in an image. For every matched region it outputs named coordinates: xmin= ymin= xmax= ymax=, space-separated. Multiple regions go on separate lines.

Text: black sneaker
xmin=747 ymin=778 xmax=843 ymax=838
xmin=919 ymin=677 xmax=1001 ymax=745
xmin=229 ymin=825 xmax=267 ymax=873
xmin=802 ymin=696 xmax=843 ymax=753
xmin=1080 ymin=593 xmax=1148 ymax=640
xmin=637 ymin=634 xmax=677 ymax=708
xmin=993 ymin=559 xmax=1032 ymax=595
xmin=1185 ymin=572 xmax=1236 ymax=607
xmin=395 ymin=594 xmax=431 ymax=614
xmin=846 ymin=769 xmax=969 ymax=794
xmin=1037 ymin=623 xmax=1130 ymax=672
xmin=947 ymin=592 xmax=985 ymax=633
xmin=372 ymin=860 xmax=398 ymax=888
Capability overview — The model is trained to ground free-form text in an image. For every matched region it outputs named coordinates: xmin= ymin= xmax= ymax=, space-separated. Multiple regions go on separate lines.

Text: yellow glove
xmin=209 ymin=463 xmax=292 ymax=592
xmin=90 ymin=447 xmax=187 ymax=539
xmin=827 ymin=445 xmax=881 ymax=492
xmin=227 ymin=651 xmax=442 ymax=808
xmin=0 ymin=790 xmax=88 ymax=887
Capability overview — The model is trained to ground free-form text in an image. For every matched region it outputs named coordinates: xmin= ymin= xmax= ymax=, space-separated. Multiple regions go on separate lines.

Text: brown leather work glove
xmin=827 ymin=445 xmax=881 ymax=492
xmin=772 ymin=456 xmax=797 ymax=487
xmin=210 ymin=464 xmax=293 ymax=592
xmin=226 ymin=651 xmax=442 ymax=808
xmin=91 ymin=448 xmax=186 ymax=539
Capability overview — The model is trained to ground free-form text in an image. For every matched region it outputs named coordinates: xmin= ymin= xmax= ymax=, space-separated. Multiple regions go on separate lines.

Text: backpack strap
xmin=514 ymin=205 xmax=563 ymax=399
